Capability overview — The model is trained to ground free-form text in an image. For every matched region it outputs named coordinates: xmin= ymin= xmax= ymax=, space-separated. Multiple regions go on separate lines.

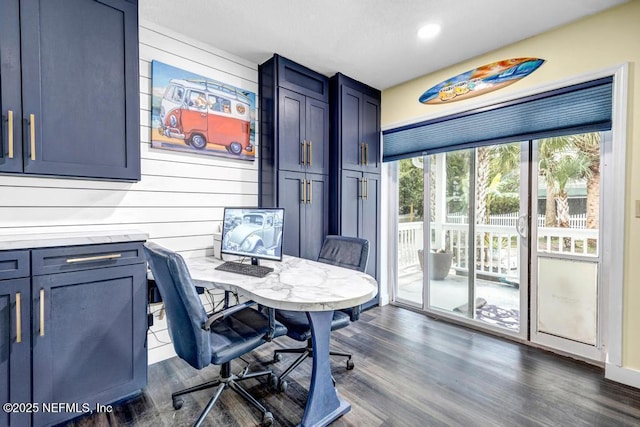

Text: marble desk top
xmin=0 ymin=230 xmax=148 ymax=250
xmin=185 ymin=255 xmax=378 ymax=312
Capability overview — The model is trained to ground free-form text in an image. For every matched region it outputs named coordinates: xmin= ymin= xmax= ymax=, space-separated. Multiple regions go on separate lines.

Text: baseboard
xmin=605 ymin=363 xmax=640 ymax=389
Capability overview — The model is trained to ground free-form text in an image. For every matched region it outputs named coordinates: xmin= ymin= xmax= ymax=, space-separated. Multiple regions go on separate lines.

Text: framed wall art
xmin=151 ymin=60 xmax=256 ymax=161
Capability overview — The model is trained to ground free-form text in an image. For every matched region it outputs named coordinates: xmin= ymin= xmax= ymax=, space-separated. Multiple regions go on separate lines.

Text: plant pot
xmin=417 ymin=249 xmax=453 ymax=280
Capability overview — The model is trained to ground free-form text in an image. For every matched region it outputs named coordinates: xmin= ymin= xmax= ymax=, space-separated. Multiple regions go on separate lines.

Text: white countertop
xmin=0 ymin=230 xmax=148 ymax=250
xmin=186 ymin=255 xmax=378 ymax=312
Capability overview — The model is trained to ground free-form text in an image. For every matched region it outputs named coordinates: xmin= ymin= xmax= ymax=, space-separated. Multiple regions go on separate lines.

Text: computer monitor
xmin=221 ymin=207 xmax=285 ymax=263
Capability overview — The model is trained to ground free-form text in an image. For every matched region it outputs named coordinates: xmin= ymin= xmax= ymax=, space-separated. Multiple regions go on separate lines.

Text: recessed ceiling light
xmin=417 ymin=23 xmax=441 ymax=40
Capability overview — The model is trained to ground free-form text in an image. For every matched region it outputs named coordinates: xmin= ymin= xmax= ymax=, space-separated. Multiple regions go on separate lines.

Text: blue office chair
xmin=143 ymin=242 xmax=287 ymax=427
xmin=272 ymin=235 xmax=369 ymax=386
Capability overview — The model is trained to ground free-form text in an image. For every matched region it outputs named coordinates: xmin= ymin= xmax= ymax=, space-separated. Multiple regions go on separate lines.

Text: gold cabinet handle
xmin=40 ymin=289 xmax=45 ymax=336
xmin=360 ymin=143 xmax=364 ymax=165
xmin=359 ymin=178 xmax=363 ymax=200
xmin=301 ymin=140 xmax=306 ymax=165
xmin=7 ymin=110 xmax=14 ymax=159
xmin=29 ymin=114 xmax=35 ymax=161
xmin=16 ymin=292 xmax=22 ymax=343
xmin=66 ymin=253 xmax=122 ymax=263
xmin=308 ymin=180 xmax=312 ymax=204
xmin=365 ymin=144 xmax=369 ymax=166
xmin=308 ymin=141 xmax=312 ymax=167
xmin=365 ymin=178 xmax=369 ymax=199
xmin=301 ymin=179 xmax=306 ymax=203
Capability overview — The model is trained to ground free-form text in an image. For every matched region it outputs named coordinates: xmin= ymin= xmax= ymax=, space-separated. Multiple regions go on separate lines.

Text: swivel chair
xmin=272 ymin=235 xmax=369 ymax=386
xmin=143 ymin=242 xmax=287 ymax=427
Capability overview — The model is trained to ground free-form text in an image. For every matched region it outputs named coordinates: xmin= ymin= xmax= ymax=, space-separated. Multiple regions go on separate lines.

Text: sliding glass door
xmin=395 ymin=132 xmax=606 ymax=359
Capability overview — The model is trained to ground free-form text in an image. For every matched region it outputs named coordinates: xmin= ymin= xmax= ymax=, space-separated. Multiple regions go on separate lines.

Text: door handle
xmin=16 ymin=292 xmax=22 ymax=343
xmin=516 ymin=214 xmax=528 ymax=239
xmin=7 ymin=110 xmax=14 ymax=158
xmin=301 ymin=140 xmax=307 ymax=166
xmin=40 ymin=288 xmax=45 ymax=336
xmin=301 ymin=179 xmax=306 ymax=203
xmin=365 ymin=144 xmax=369 ymax=166
xmin=29 ymin=114 xmax=36 ymax=161
xmin=365 ymin=178 xmax=369 ymax=200
xmin=308 ymin=180 xmax=312 ymax=204
xmin=360 ymin=143 xmax=364 ymax=165
xmin=359 ymin=178 xmax=363 ymax=200
xmin=308 ymin=141 xmax=312 ymax=167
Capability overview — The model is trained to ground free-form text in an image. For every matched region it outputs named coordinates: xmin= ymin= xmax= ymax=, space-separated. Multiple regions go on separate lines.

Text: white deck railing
xmin=398 ymin=220 xmax=598 ymax=280
xmin=446 ymin=212 xmax=588 ymax=229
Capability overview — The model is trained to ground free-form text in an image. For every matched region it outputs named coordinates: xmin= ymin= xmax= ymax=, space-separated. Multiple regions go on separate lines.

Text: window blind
xmin=382 ymin=77 xmax=613 ymax=162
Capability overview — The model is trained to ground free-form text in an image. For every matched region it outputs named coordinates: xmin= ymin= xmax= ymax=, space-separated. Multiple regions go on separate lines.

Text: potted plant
xmin=417 ymin=248 xmax=453 ymax=280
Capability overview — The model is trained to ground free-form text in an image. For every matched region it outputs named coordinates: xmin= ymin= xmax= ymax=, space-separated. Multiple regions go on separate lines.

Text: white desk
xmin=185 ymin=255 xmax=378 ymax=427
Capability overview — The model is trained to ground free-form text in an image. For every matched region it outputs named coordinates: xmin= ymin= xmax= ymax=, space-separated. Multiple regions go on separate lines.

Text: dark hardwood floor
xmin=63 ymin=305 xmax=640 ymax=426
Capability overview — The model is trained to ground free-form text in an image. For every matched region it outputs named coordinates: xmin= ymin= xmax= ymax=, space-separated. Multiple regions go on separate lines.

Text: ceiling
xmin=139 ymin=0 xmax=627 ymax=90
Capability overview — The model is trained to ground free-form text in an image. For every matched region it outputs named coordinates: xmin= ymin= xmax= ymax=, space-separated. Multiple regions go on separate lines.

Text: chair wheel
xmin=172 ymin=397 xmax=184 ymax=410
xmin=273 ymin=353 xmax=282 ymax=362
xmin=278 ymin=379 xmax=288 ymax=393
xmin=262 ymin=411 xmax=274 ymax=426
xmin=346 ymin=359 xmax=355 ymax=370
xmin=268 ymin=374 xmax=278 ymax=390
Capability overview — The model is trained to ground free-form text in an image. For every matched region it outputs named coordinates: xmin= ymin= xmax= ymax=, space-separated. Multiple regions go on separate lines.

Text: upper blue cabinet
xmin=0 ymin=0 xmax=140 ymax=181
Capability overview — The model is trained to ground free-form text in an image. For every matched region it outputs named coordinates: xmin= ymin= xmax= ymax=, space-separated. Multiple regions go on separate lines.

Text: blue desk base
xmin=300 ymin=311 xmax=351 ymax=427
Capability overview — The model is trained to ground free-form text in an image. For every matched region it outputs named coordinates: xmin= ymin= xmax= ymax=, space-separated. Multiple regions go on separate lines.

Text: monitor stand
xmin=251 ymin=257 xmax=260 ymax=266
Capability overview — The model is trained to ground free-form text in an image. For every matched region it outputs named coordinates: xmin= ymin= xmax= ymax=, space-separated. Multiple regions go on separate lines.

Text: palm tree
xmin=570 ymin=133 xmax=601 ymax=229
xmin=552 ymin=153 xmax=592 ymax=228
xmin=538 ymin=137 xmax=572 ymax=227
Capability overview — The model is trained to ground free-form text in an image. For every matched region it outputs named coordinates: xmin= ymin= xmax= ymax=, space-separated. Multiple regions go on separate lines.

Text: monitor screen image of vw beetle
xmin=221 ymin=208 xmax=284 ymax=261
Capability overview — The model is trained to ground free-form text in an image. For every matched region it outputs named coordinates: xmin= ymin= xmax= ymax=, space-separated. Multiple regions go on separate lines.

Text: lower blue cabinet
xmin=0 ymin=242 xmax=147 ymax=427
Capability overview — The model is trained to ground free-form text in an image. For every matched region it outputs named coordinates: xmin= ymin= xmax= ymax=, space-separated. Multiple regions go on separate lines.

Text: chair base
xmin=274 ymin=339 xmax=354 ymax=382
xmin=171 ymin=362 xmax=275 ymax=427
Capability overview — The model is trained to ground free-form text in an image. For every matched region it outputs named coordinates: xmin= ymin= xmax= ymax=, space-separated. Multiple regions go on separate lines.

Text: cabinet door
xmin=32 ymin=264 xmax=147 ymax=427
xmin=0 ymin=0 xmax=23 ymax=173
xmin=278 ymin=88 xmax=306 ymax=173
xmin=303 ymin=173 xmax=329 ymax=260
xmin=0 ymin=279 xmax=30 ymax=427
xmin=278 ymin=171 xmax=304 ymax=257
xmin=20 ymin=0 xmax=140 ymax=180
xmin=339 ymin=170 xmax=363 ymax=239
xmin=305 ymin=98 xmax=329 ymax=175
xmin=362 ymin=95 xmax=381 ymax=173
xmin=361 ymin=173 xmax=380 ymax=282
xmin=339 ymin=86 xmax=363 ymax=171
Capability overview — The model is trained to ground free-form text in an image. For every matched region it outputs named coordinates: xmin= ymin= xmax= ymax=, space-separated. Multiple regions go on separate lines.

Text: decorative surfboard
xmin=419 ymin=57 xmax=545 ymax=105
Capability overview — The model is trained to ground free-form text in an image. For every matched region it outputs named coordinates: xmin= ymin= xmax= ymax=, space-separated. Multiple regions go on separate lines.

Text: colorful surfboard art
xmin=419 ymin=57 xmax=545 ymax=105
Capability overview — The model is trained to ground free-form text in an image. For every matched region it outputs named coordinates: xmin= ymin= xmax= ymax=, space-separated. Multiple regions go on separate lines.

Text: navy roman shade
xmin=382 ymin=77 xmax=613 ymax=162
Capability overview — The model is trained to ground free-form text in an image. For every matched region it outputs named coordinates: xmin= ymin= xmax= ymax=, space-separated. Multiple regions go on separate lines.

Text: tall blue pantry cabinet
xmin=259 ymin=56 xmax=382 ymax=308
xmin=258 ymin=55 xmax=330 ymax=260
xmin=330 ymin=73 xmax=382 ymax=308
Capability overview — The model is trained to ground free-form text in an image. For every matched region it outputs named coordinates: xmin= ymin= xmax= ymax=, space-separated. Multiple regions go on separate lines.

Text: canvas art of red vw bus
xmin=160 ymin=79 xmax=253 ymax=155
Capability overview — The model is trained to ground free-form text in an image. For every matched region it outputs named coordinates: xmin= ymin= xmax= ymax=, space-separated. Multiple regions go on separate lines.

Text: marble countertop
xmin=186 ymin=255 xmax=378 ymax=312
xmin=0 ymin=230 xmax=148 ymax=250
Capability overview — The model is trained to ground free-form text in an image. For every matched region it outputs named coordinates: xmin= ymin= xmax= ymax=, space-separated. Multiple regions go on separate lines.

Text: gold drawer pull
xmin=8 ymin=110 xmax=14 ymax=159
xmin=301 ymin=140 xmax=307 ymax=165
xmin=16 ymin=292 xmax=22 ymax=343
xmin=40 ymin=289 xmax=45 ymax=336
xmin=29 ymin=114 xmax=35 ymax=161
xmin=308 ymin=141 xmax=312 ymax=166
xmin=365 ymin=144 xmax=369 ymax=166
xmin=360 ymin=143 xmax=364 ymax=165
xmin=66 ymin=253 xmax=122 ymax=263
xmin=308 ymin=180 xmax=312 ymax=204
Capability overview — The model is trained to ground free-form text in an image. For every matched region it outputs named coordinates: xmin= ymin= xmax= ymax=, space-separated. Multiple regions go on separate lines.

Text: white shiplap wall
xmin=0 ymin=20 xmax=261 ymax=364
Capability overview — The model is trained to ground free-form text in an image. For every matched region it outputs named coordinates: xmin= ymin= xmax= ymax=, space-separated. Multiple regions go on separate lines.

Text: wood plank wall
xmin=0 ymin=20 xmax=261 ymax=363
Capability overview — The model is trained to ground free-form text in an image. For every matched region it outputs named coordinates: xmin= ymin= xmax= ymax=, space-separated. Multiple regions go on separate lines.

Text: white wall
xmin=0 ymin=21 xmax=261 ymax=364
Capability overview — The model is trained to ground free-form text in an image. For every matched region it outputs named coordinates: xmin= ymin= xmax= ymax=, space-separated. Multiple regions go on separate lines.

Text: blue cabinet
xmin=0 ymin=242 xmax=147 ymax=427
xmin=330 ymin=74 xmax=382 ymax=308
xmin=259 ymin=55 xmax=330 ymax=260
xmin=0 ymin=251 xmax=30 ymax=427
xmin=0 ymin=0 xmax=140 ymax=181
